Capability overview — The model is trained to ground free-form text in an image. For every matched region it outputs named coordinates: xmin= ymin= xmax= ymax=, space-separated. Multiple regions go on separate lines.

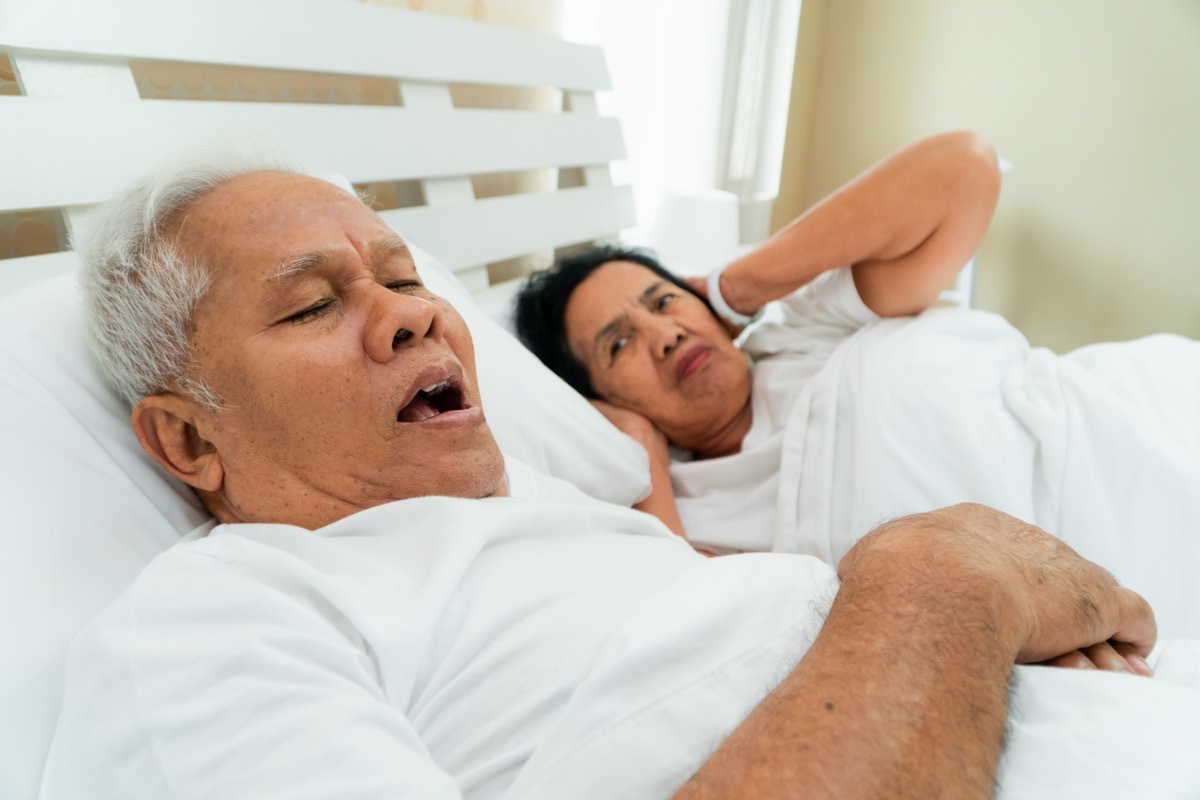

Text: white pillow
xmin=0 ymin=248 xmax=648 ymax=800
xmin=0 ymin=275 xmax=213 ymax=800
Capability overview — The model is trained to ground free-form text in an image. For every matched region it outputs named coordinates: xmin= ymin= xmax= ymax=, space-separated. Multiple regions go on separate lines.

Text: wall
xmin=773 ymin=0 xmax=1200 ymax=352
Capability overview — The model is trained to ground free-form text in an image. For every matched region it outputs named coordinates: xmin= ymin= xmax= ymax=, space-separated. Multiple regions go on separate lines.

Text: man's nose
xmin=364 ymin=286 xmax=441 ymax=363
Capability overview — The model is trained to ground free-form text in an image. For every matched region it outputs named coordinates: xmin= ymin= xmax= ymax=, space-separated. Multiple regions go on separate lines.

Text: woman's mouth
xmin=675 ymin=345 xmax=711 ymax=381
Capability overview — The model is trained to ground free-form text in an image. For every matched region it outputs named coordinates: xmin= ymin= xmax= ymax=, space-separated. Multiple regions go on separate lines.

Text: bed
xmin=3 ymin=2 xmax=1199 ymax=798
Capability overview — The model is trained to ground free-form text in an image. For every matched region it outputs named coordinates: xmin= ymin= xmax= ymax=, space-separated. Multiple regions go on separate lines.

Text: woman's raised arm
xmin=714 ymin=131 xmax=1001 ymax=319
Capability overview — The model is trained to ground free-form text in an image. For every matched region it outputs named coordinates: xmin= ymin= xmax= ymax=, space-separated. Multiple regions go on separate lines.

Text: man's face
xmin=563 ymin=260 xmax=751 ymax=453
xmin=170 ymin=171 xmax=505 ymax=528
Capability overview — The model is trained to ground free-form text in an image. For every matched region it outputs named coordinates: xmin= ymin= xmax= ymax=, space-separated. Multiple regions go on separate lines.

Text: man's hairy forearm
xmin=674 ymin=538 xmax=1012 ymax=799
xmin=674 ymin=503 xmax=1155 ymax=799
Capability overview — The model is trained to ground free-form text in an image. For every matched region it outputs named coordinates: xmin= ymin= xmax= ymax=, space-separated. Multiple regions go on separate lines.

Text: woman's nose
xmin=364 ymin=286 xmax=442 ymax=363
xmin=646 ymin=315 xmax=685 ymax=359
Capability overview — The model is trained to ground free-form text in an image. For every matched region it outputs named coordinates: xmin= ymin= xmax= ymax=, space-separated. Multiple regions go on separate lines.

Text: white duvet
xmin=676 ymin=269 xmax=1200 ymax=639
xmin=774 ymin=310 xmax=1200 ymax=639
xmin=40 ymin=461 xmax=1200 ymax=798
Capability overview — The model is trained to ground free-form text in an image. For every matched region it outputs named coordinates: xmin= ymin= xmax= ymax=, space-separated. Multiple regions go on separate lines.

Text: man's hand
xmin=840 ymin=503 xmax=1157 ymax=666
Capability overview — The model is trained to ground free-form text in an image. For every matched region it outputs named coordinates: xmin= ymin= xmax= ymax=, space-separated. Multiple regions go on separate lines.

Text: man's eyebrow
xmin=592 ymin=280 xmax=666 ymax=353
xmin=271 ymin=237 xmax=411 ymax=282
xmin=272 ymin=251 xmax=329 ymax=281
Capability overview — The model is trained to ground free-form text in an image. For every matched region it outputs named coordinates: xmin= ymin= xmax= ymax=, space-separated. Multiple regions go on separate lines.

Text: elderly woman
xmin=514 ymin=131 xmax=1200 ymax=638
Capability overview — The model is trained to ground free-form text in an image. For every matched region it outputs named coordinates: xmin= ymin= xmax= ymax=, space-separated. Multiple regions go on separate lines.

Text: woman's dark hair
xmin=513 ymin=244 xmax=714 ymax=398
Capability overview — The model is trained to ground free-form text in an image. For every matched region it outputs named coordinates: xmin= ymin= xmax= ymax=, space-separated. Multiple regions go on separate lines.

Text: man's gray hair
xmin=77 ymin=139 xmax=307 ymax=410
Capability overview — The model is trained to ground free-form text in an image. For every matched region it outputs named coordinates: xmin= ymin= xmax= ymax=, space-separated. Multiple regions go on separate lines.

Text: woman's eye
xmin=386 ymin=280 xmax=422 ymax=293
xmin=283 ymin=300 xmax=332 ymax=324
xmin=609 ymin=336 xmax=629 ymax=359
xmin=656 ymin=293 xmax=676 ymax=310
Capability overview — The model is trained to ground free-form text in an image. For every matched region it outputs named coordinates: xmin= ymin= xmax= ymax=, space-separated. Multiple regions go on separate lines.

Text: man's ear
xmin=131 ymin=394 xmax=224 ymax=493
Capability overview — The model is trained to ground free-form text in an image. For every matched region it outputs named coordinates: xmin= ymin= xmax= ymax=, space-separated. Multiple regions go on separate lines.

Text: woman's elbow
xmin=947 ymin=131 xmax=1001 ymax=204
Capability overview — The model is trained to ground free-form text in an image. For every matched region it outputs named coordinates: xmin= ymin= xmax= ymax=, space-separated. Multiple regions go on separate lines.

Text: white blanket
xmin=40 ymin=460 xmax=1200 ymax=797
xmin=765 ymin=307 xmax=1200 ymax=639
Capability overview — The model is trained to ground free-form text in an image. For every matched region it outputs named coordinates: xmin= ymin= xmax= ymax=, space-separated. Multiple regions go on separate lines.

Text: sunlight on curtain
xmin=561 ymin=0 xmax=732 ymax=246
xmin=719 ymin=0 xmax=802 ymax=243
xmin=561 ymin=0 xmax=800 ymax=253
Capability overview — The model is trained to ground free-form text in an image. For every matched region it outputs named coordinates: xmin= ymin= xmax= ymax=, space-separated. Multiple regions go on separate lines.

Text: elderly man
xmin=40 ymin=146 xmax=1160 ymax=799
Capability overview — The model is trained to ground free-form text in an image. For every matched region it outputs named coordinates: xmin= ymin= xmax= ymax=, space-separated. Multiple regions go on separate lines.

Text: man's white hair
xmin=77 ymin=139 xmax=311 ymax=410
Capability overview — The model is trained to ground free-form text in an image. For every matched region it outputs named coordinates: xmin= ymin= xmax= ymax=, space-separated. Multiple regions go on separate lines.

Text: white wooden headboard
xmin=0 ymin=0 xmax=635 ymax=297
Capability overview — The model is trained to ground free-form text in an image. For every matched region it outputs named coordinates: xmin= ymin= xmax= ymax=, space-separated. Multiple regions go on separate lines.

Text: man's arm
xmin=713 ymin=131 xmax=1001 ymax=319
xmin=673 ymin=503 xmax=1156 ymax=799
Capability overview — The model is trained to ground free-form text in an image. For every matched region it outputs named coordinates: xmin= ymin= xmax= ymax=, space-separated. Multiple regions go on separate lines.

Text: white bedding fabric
xmin=40 ymin=460 xmax=1200 ymax=798
xmin=674 ymin=268 xmax=1200 ymax=638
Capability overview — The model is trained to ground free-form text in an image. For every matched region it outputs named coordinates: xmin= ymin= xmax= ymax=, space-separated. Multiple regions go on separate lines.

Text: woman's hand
xmin=591 ymin=399 xmax=671 ymax=463
xmin=683 ymin=275 xmax=747 ymax=339
xmin=590 ymin=399 xmax=691 ymax=542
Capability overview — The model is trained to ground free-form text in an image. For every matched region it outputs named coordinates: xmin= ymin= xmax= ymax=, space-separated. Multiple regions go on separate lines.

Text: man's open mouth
xmin=397 ymin=376 xmax=468 ymax=423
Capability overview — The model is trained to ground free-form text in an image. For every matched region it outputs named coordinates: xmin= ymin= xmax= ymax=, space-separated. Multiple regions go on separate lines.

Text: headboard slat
xmin=1 ymin=97 xmax=626 ymax=213
xmin=0 ymin=0 xmax=610 ymax=91
xmin=379 ymin=185 xmax=636 ymax=271
xmin=0 ymin=253 xmax=78 ymax=295
xmin=0 ymin=1 xmax=636 ymax=297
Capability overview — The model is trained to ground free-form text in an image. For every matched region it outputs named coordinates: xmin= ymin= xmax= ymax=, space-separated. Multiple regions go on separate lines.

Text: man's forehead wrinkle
xmin=269 ymin=234 xmax=409 ymax=285
xmin=374 ymin=236 xmax=412 ymax=262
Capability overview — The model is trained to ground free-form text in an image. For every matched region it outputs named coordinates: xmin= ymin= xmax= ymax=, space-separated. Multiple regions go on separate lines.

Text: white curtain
xmin=561 ymin=0 xmax=801 ymax=252
xmin=717 ymin=0 xmax=803 ymax=243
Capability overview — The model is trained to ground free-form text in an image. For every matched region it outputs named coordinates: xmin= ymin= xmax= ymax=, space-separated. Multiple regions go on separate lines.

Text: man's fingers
xmin=1111 ymin=640 xmax=1155 ymax=677
xmin=1039 ymin=641 xmax=1153 ymax=677
xmin=1078 ymin=642 xmax=1135 ymax=675
xmin=1041 ymin=650 xmax=1097 ymax=671
xmin=1105 ymin=586 xmax=1157 ymax=658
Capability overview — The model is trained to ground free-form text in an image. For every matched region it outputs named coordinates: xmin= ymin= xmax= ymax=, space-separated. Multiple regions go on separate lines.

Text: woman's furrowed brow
xmin=591 ymin=281 xmax=665 ymax=353
xmin=594 ymin=315 xmax=627 ymax=353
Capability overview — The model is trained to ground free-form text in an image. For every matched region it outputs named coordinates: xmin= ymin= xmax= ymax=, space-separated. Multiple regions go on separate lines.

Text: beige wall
xmin=774 ymin=0 xmax=1200 ymax=352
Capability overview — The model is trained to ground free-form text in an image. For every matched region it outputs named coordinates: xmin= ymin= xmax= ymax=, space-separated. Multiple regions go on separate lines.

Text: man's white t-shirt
xmin=40 ymin=460 xmax=837 ymax=799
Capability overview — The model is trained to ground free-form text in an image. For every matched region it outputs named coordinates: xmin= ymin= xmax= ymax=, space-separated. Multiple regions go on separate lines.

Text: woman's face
xmin=563 ymin=260 xmax=752 ymax=454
